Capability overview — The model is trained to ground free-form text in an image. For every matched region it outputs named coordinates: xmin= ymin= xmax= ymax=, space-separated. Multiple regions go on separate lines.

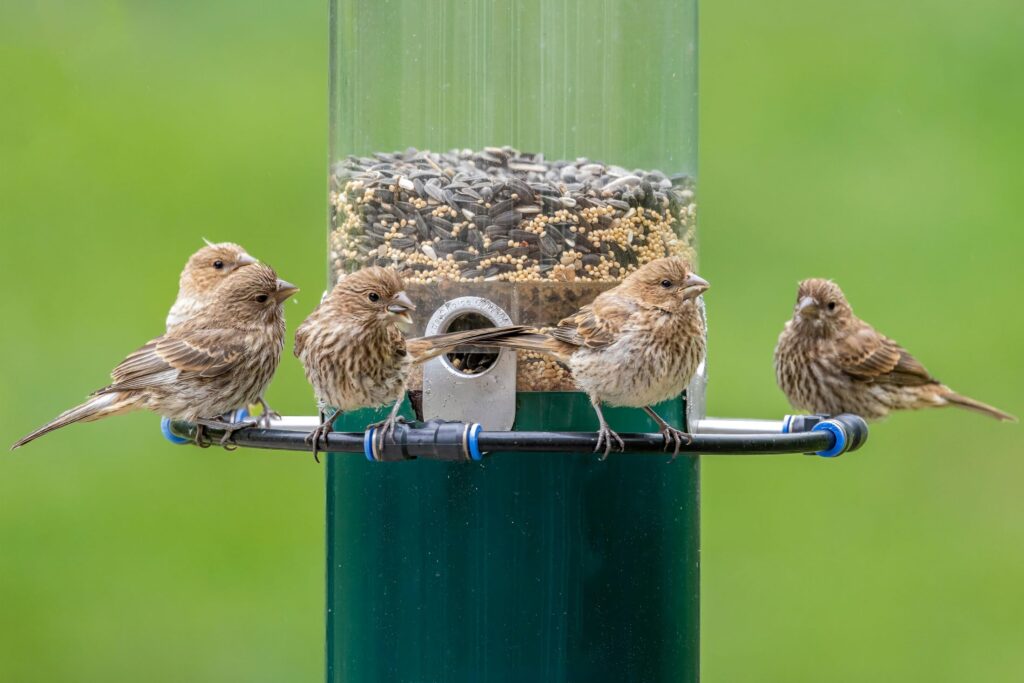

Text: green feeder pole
xmin=326 ymin=0 xmax=700 ymax=680
xmin=327 ymin=395 xmax=699 ymax=681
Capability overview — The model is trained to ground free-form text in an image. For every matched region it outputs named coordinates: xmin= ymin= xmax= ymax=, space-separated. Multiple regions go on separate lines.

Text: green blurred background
xmin=1 ymin=1 xmax=1021 ymax=681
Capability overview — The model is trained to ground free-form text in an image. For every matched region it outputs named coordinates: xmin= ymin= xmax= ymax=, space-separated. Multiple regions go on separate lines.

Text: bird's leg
xmin=195 ymin=416 xmax=259 ymax=448
xmin=304 ymin=408 xmax=337 ymax=464
xmin=255 ymin=396 xmax=281 ymax=428
xmin=371 ymin=399 xmax=407 ymax=453
xmin=642 ymin=406 xmax=692 ymax=459
xmin=591 ymin=396 xmax=624 ymax=460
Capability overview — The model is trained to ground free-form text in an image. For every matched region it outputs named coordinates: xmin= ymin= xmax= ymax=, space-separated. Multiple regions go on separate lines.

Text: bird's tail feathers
xmin=410 ymin=325 xmax=526 ymax=362
xmin=10 ymin=392 xmax=141 ymax=450
xmin=410 ymin=325 xmax=569 ymax=363
xmin=943 ymin=389 xmax=1017 ymax=422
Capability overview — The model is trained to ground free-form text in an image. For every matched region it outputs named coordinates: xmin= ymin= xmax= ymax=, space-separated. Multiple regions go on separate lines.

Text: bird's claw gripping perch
xmin=305 ymin=425 xmax=331 ymax=463
xmin=256 ymin=398 xmax=280 ymax=428
xmin=195 ymin=417 xmax=259 ymax=449
xmin=594 ymin=425 xmax=625 ymax=460
xmin=194 ymin=424 xmax=213 ymax=448
xmin=305 ymin=409 xmax=337 ymax=463
xmin=372 ymin=415 xmax=408 ymax=452
xmin=659 ymin=426 xmax=692 ymax=459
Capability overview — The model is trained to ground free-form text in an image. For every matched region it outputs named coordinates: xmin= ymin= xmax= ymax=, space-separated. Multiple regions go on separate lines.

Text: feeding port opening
xmin=442 ymin=311 xmax=501 ymax=377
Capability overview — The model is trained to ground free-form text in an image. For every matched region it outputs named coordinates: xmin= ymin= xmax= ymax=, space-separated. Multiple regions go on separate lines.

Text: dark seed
xmin=488 ymin=198 xmax=514 ymax=216
xmin=414 ymin=214 xmax=430 ymax=239
xmin=424 ymin=181 xmax=445 ymax=203
xmin=510 ymin=229 xmax=539 ymax=243
xmin=493 ymin=211 xmax=522 ymax=227
xmin=506 ymin=179 xmax=534 ymax=202
xmin=435 ymin=240 xmax=465 ymax=254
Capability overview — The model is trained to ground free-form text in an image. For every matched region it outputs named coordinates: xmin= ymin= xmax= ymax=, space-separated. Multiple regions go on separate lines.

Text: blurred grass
xmin=1 ymin=1 xmax=1022 ymax=682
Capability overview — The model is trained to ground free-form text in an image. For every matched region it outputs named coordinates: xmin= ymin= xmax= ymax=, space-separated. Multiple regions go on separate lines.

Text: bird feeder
xmin=326 ymin=1 xmax=699 ymax=680
xmin=162 ymin=1 xmax=869 ymax=680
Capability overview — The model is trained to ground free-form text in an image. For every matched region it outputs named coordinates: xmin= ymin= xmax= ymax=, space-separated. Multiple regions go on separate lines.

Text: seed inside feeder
xmin=328 ymin=147 xmax=697 ymax=391
xmin=443 ymin=312 xmax=500 ymax=376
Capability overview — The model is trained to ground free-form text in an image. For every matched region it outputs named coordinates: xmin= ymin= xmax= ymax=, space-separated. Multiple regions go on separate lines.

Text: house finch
xmin=774 ymin=278 xmax=1015 ymax=422
xmin=166 ymin=240 xmax=279 ymax=425
xmin=166 ymin=240 xmax=258 ymax=330
xmin=11 ymin=264 xmax=298 ymax=450
xmin=478 ymin=256 xmax=710 ymax=458
xmin=294 ymin=266 xmax=527 ymax=461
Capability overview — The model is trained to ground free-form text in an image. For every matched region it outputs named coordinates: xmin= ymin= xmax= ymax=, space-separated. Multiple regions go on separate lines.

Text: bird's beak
xmin=797 ymin=296 xmax=818 ymax=317
xmin=274 ymin=279 xmax=300 ymax=303
xmin=387 ymin=290 xmax=416 ymax=325
xmin=681 ymin=273 xmax=710 ymax=300
xmin=237 ymin=253 xmax=258 ymax=267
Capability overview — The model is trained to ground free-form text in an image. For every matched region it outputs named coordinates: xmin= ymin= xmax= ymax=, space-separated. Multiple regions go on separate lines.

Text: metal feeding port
xmin=421 ymin=296 xmax=517 ymax=430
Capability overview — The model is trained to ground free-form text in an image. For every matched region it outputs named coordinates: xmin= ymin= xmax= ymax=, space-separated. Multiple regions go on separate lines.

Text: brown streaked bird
xmin=774 ymin=278 xmax=1015 ymax=422
xmin=166 ymin=240 xmax=280 ymax=425
xmin=166 ymin=240 xmax=258 ymax=330
xmin=294 ymin=266 xmax=527 ymax=461
xmin=477 ymin=256 xmax=710 ymax=458
xmin=11 ymin=264 xmax=298 ymax=450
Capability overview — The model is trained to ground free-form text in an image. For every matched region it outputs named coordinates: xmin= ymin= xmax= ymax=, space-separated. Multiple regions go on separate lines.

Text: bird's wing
xmin=99 ymin=329 xmax=244 ymax=393
xmin=553 ymin=294 xmax=636 ymax=349
xmin=837 ymin=325 xmax=937 ymax=386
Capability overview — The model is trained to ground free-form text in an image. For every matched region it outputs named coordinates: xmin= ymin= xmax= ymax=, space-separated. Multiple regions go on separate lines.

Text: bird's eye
xmin=660 ymin=279 xmax=672 ymax=288
xmin=827 ymin=301 xmax=836 ymax=311
xmin=255 ymin=294 xmax=269 ymax=303
xmin=368 ymin=292 xmax=380 ymax=302
xmin=213 ymin=260 xmax=225 ymax=270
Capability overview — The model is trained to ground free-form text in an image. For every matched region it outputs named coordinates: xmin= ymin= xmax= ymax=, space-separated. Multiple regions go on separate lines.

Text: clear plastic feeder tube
xmin=329 ymin=0 xmax=698 ymax=391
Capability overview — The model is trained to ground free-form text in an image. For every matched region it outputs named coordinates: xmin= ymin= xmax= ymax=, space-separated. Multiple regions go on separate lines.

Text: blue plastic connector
xmin=811 ymin=420 xmax=846 ymax=457
xmin=467 ymin=423 xmax=483 ymax=461
xmin=363 ymin=427 xmax=377 ymax=461
xmin=160 ymin=417 xmax=189 ymax=445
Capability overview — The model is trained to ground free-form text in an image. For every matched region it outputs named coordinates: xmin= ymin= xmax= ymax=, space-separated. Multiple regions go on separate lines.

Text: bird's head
xmin=790 ymin=278 xmax=853 ymax=336
xmin=210 ymin=263 xmax=298 ymax=325
xmin=621 ymin=256 xmax=709 ymax=314
xmin=180 ymin=240 xmax=258 ymax=297
xmin=328 ymin=267 xmax=415 ymax=327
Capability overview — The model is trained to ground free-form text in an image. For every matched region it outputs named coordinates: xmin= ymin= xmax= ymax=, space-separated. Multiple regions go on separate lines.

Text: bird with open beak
xmin=475 ymin=256 xmax=710 ymax=458
xmin=293 ymin=266 xmax=529 ymax=460
xmin=775 ymin=278 xmax=1015 ymax=422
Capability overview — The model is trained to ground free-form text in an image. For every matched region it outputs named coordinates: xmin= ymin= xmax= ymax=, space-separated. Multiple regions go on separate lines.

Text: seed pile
xmin=328 ymin=147 xmax=698 ymax=391
xmin=329 ymin=147 xmax=696 ymax=285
